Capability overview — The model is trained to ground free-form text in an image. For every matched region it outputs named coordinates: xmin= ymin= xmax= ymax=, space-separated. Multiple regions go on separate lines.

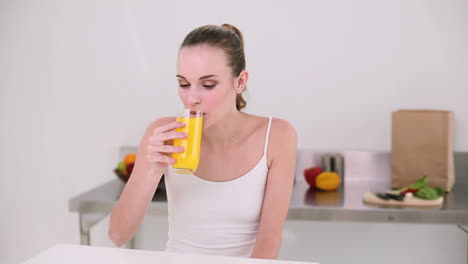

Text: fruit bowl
xmin=113 ymin=168 xmax=166 ymax=191
xmin=114 ymin=153 xmax=166 ymax=191
xmin=114 ymin=168 xmax=131 ymax=183
xmin=115 ymin=153 xmax=136 ymax=182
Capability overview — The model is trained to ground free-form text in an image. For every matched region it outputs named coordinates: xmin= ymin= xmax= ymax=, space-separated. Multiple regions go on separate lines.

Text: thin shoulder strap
xmin=263 ymin=117 xmax=273 ymax=155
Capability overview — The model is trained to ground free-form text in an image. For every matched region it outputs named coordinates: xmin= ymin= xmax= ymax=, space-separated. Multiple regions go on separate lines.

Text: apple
xmin=126 ymin=162 xmax=135 ymax=175
xmin=117 ymin=161 xmax=126 ymax=174
xmin=304 ymin=166 xmax=323 ymax=188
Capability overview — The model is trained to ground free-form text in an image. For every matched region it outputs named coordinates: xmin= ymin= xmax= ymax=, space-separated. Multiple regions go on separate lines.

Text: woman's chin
xmin=202 ymin=118 xmax=215 ymax=130
xmin=203 ymin=122 xmax=212 ymax=130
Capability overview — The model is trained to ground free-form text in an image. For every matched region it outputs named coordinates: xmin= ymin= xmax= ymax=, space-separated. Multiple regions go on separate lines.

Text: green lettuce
xmin=396 ymin=176 xmax=445 ymax=200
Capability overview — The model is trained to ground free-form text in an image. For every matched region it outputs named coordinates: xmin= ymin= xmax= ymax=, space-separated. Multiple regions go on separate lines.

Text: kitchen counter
xmin=69 ymin=178 xmax=468 ymax=225
xmin=68 ymin=149 xmax=468 ymax=246
xmin=289 ymin=179 xmax=468 ymax=223
xmin=24 ymin=244 xmax=318 ymax=264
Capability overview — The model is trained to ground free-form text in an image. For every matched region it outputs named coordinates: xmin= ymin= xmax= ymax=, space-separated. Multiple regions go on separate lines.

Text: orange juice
xmin=172 ymin=116 xmax=203 ymax=174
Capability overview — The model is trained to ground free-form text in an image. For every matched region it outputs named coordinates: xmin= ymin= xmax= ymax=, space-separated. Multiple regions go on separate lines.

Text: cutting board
xmin=362 ymin=192 xmax=444 ymax=208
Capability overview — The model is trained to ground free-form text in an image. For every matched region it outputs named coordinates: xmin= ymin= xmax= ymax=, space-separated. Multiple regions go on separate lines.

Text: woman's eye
xmin=203 ymin=84 xmax=216 ymax=89
xmin=179 ymin=83 xmax=215 ymax=89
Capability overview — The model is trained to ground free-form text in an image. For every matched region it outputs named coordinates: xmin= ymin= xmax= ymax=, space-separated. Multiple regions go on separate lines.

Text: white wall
xmin=1 ymin=0 xmax=467 ymax=263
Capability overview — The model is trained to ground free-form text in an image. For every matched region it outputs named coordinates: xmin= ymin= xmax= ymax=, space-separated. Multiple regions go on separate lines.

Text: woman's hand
xmin=147 ymin=121 xmax=187 ymax=171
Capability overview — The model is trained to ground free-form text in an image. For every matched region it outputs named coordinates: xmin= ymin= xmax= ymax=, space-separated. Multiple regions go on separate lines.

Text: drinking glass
xmin=171 ymin=109 xmax=203 ymax=174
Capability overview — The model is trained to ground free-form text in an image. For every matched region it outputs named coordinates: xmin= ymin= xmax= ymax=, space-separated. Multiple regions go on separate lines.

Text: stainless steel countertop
xmin=69 ymin=149 xmax=468 ymax=225
xmin=69 ymin=178 xmax=468 ymax=225
xmin=288 ymin=180 xmax=468 ymax=224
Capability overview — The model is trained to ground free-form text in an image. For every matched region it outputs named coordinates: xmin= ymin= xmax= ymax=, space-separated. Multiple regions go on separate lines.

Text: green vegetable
xmin=395 ymin=176 xmax=445 ymax=200
xmin=395 ymin=176 xmax=428 ymax=193
xmin=414 ymin=186 xmax=445 ymax=200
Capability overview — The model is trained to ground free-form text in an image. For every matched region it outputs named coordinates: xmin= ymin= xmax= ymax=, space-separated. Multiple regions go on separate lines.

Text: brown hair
xmin=180 ymin=24 xmax=247 ymax=111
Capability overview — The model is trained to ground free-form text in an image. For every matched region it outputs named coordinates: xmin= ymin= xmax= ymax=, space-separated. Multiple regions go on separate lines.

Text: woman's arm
xmin=108 ymin=117 xmax=174 ymax=247
xmin=250 ymin=118 xmax=297 ymax=259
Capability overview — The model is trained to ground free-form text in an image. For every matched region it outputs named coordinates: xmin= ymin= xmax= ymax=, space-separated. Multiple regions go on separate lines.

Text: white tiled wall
xmin=3 ymin=0 xmax=468 ymax=263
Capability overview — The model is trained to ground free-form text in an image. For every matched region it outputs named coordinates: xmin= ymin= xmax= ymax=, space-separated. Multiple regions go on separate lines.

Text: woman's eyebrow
xmin=176 ymin=74 xmax=218 ymax=80
xmin=199 ymin=75 xmax=217 ymax=80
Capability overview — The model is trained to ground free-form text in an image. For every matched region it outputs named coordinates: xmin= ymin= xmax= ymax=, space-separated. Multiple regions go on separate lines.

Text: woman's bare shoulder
xmin=268 ymin=117 xmax=297 ymax=151
xmin=245 ymin=114 xmax=296 ymax=146
xmin=270 ymin=117 xmax=296 ymax=134
xmin=246 ymin=114 xmax=295 ymax=135
xmin=243 ymin=113 xmax=270 ymax=128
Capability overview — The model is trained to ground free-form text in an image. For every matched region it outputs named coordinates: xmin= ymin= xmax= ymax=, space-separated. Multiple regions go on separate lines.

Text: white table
xmin=24 ymin=244 xmax=318 ymax=264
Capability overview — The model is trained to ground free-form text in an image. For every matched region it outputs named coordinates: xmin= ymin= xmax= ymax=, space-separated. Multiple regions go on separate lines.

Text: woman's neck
xmin=202 ymin=110 xmax=247 ymax=152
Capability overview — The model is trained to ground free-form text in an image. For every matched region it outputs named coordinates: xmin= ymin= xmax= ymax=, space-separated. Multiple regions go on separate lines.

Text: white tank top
xmin=164 ymin=117 xmax=273 ymax=257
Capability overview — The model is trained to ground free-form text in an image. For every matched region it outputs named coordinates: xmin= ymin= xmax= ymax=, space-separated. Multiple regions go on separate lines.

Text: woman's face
xmin=177 ymin=44 xmax=239 ymax=129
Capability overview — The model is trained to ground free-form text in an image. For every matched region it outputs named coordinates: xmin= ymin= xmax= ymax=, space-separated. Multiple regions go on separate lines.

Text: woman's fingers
xmin=146 ymin=121 xmax=187 ymax=164
xmin=154 ymin=121 xmax=185 ymax=134
xmin=148 ymin=132 xmax=187 ymax=145
xmin=147 ymin=145 xmax=184 ymax=154
xmin=147 ymin=153 xmax=176 ymax=164
xmin=160 ymin=132 xmax=188 ymax=142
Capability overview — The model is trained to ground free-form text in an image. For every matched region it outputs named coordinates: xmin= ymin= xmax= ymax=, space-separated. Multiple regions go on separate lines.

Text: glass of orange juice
xmin=172 ymin=109 xmax=203 ymax=174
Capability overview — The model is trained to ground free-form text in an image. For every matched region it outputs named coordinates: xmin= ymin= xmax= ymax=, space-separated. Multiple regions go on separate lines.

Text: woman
xmin=109 ymin=24 xmax=297 ymax=259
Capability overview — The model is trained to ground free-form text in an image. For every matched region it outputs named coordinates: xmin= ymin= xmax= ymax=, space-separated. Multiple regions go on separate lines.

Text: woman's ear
xmin=235 ymin=70 xmax=249 ymax=94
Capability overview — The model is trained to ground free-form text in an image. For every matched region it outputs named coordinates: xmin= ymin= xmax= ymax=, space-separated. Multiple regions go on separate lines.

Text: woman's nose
xmin=187 ymin=94 xmax=201 ymax=106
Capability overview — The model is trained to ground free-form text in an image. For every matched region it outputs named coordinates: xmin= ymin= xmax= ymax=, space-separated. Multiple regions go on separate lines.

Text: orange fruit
xmin=124 ymin=153 xmax=136 ymax=166
xmin=316 ymin=172 xmax=341 ymax=191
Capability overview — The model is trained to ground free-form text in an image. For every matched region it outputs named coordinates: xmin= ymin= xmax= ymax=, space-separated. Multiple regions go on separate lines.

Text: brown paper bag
xmin=391 ymin=110 xmax=455 ymax=191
